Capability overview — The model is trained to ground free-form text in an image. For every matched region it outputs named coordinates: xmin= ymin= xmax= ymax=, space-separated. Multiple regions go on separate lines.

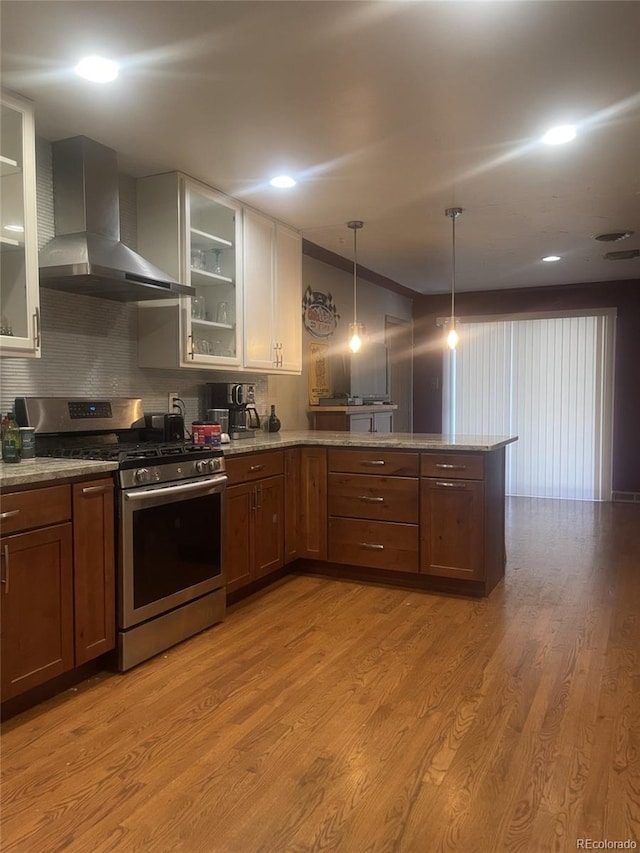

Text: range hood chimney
xmin=38 ymin=136 xmax=191 ymax=302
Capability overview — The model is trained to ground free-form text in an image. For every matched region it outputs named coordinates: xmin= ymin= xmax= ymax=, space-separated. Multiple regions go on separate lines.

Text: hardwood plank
xmin=1 ymin=497 xmax=639 ymax=852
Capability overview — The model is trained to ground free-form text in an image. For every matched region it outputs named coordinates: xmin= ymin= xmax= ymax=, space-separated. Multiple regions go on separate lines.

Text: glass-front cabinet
xmin=187 ymin=185 xmax=240 ymax=364
xmin=0 ymin=90 xmax=40 ymax=357
xmin=137 ymin=172 xmax=242 ymax=369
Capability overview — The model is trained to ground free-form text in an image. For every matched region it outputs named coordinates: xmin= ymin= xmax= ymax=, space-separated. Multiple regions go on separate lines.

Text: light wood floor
xmin=2 ymin=497 xmax=639 ymax=853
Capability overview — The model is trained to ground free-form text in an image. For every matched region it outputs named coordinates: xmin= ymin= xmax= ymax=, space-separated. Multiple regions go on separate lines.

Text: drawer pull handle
xmin=1 ymin=544 xmax=9 ymax=594
xmin=435 ymin=481 xmax=468 ymax=489
xmin=82 ymin=485 xmax=111 ymax=495
xmin=0 ymin=509 xmax=20 ymax=520
xmin=249 ymin=464 xmax=265 ymax=472
xmin=358 ymin=496 xmax=384 ymax=503
xmin=435 ymin=463 xmax=467 ymax=470
xmin=362 ymin=460 xmax=386 ymax=467
xmin=359 ymin=542 xmax=384 ymax=550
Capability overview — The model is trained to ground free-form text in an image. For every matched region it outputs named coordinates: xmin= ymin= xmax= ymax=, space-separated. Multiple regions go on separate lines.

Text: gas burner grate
xmin=39 ymin=441 xmax=220 ymax=463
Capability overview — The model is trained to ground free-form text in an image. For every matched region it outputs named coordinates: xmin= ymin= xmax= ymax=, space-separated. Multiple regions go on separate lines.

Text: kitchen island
xmin=220 ymin=430 xmax=517 ymax=600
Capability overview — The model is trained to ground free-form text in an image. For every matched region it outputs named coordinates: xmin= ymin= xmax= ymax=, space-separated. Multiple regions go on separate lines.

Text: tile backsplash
xmin=0 ymin=137 xmax=269 ymax=428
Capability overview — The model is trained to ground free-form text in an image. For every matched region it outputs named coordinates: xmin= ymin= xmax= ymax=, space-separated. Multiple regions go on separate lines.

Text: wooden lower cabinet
xmin=298 ymin=447 xmax=327 ymax=560
xmin=420 ymin=478 xmax=484 ymax=580
xmin=328 ymin=517 xmax=419 ymax=573
xmin=284 ymin=448 xmax=300 ymax=564
xmin=1 ymin=523 xmax=74 ymax=701
xmin=1 ymin=478 xmax=117 ymax=703
xmin=72 ymin=479 xmax=116 ymax=665
xmin=224 ymin=475 xmax=284 ymax=595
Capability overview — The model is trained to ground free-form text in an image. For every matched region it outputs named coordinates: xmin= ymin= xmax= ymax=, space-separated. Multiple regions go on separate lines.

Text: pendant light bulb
xmin=347 ymin=220 xmax=364 ymax=354
xmin=444 ymin=207 xmax=463 ymax=350
xmin=349 ymin=324 xmax=363 ymax=353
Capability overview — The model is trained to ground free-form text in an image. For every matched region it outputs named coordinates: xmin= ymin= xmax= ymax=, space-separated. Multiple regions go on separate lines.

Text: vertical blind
xmin=443 ymin=311 xmax=615 ymax=500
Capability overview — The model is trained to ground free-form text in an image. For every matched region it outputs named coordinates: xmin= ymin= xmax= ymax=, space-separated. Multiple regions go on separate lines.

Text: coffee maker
xmin=207 ymin=383 xmax=261 ymax=439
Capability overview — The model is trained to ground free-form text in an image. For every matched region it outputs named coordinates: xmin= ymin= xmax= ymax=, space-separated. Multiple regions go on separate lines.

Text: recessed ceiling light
xmin=269 ymin=175 xmax=296 ymax=189
xmin=74 ymin=56 xmax=119 ymax=83
xmin=542 ymin=255 xmax=562 ymax=263
xmin=541 ymin=125 xmax=576 ymax=145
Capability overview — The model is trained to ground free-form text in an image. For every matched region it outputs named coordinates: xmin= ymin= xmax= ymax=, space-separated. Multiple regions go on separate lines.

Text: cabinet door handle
xmin=256 ymin=484 xmax=263 ymax=510
xmin=359 ymin=542 xmax=384 ymax=551
xmin=1 ymin=545 xmax=9 ymax=594
xmin=82 ymin=485 xmax=111 ymax=495
xmin=362 ymin=460 xmax=386 ymax=467
xmin=358 ymin=496 xmax=384 ymax=503
xmin=33 ymin=307 xmax=41 ymax=348
xmin=0 ymin=509 xmax=20 ymax=520
xmin=435 ymin=463 xmax=467 ymax=470
xmin=188 ymin=334 xmax=195 ymax=360
xmin=435 ymin=481 xmax=468 ymax=489
xmin=249 ymin=464 xmax=265 ymax=472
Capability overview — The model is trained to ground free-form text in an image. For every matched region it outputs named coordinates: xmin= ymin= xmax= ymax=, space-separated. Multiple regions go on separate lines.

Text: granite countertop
xmin=0 ymin=458 xmax=119 ymax=489
xmin=222 ymin=430 xmax=518 ymax=456
xmin=0 ymin=432 xmax=518 ymax=488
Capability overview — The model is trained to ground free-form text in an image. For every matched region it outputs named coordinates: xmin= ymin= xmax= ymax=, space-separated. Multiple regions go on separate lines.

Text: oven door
xmin=119 ymin=474 xmax=226 ymax=629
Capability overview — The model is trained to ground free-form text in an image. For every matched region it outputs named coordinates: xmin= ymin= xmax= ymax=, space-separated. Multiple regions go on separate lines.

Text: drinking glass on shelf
xmin=191 ymin=295 xmax=205 ymax=320
xmin=215 ymin=301 xmax=228 ymax=325
xmin=191 ymin=249 xmax=205 ymax=270
xmin=211 ymin=248 xmax=223 ymax=275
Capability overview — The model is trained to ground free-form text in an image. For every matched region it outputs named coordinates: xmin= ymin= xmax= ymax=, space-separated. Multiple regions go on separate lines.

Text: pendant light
xmin=445 ymin=207 xmax=463 ymax=350
xmin=347 ymin=220 xmax=365 ymax=353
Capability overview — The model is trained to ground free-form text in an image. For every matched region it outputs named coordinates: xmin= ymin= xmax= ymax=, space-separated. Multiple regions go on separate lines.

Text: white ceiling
xmin=2 ymin=0 xmax=639 ymax=294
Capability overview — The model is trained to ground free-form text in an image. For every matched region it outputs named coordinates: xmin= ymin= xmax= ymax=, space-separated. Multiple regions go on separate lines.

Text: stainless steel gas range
xmin=16 ymin=396 xmax=227 ymax=671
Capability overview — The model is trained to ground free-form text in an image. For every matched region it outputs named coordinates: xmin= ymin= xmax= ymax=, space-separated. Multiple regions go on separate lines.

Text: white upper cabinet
xmin=137 ymin=172 xmax=301 ymax=374
xmin=137 ymin=172 xmax=243 ymax=369
xmin=0 ymin=90 xmax=41 ymax=357
xmin=243 ymin=208 xmax=302 ymax=374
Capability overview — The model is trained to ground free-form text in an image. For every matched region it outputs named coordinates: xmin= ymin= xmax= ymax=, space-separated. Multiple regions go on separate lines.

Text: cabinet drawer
xmin=420 ymin=453 xmax=484 ymax=480
xmin=0 ymin=485 xmax=72 ymax=535
xmin=328 ymin=517 xmax=419 ymax=573
xmin=328 ymin=450 xmax=418 ymax=477
xmin=225 ymin=451 xmax=284 ymax=485
xmin=328 ymin=473 xmax=418 ymax=523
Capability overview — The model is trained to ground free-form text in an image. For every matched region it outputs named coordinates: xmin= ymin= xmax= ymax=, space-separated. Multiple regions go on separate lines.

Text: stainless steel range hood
xmin=39 ymin=136 xmax=191 ymax=302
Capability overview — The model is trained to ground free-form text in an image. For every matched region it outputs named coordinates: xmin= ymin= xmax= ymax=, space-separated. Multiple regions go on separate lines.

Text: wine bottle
xmin=267 ymin=405 xmax=281 ymax=433
xmin=2 ymin=410 xmax=22 ymax=463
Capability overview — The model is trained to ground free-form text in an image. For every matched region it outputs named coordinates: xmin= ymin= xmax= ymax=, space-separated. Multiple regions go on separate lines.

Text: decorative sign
xmin=302 ymin=286 xmax=339 ymax=339
xmin=308 ymin=342 xmax=331 ymax=404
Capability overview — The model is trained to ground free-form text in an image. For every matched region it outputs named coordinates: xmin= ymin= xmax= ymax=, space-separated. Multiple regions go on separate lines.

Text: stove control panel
xmin=119 ymin=453 xmax=226 ymax=490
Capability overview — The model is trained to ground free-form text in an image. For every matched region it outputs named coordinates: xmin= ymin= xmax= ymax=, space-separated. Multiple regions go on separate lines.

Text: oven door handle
xmin=124 ymin=476 xmax=227 ymax=503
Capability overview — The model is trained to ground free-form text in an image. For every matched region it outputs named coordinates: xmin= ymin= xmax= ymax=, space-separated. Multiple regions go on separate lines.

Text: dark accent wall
xmin=412 ymin=279 xmax=640 ymax=493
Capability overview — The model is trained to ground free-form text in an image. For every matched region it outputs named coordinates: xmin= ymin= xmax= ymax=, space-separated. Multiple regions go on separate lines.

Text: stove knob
xmin=195 ymin=460 xmax=208 ymax=474
xmin=135 ymin=467 xmax=151 ymax=484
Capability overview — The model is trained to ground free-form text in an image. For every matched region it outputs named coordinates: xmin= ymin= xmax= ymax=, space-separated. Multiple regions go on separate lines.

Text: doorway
xmin=385 ymin=315 xmax=413 ymax=432
xmin=443 ymin=310 xmax=615 ymax=500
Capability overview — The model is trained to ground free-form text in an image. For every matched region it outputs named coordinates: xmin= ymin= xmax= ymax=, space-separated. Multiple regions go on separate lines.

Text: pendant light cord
xmin=347 ymin=220 xmax=364 ymax=328
xmin=445 ymin=208 xmax=463 ymax=329
xmin=353 ymin=224 xmax=358 ymax=324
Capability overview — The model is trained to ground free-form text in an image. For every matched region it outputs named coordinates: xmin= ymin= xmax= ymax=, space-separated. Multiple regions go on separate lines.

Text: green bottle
xmin=2 ymin=410 xmax=22 ymax=463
